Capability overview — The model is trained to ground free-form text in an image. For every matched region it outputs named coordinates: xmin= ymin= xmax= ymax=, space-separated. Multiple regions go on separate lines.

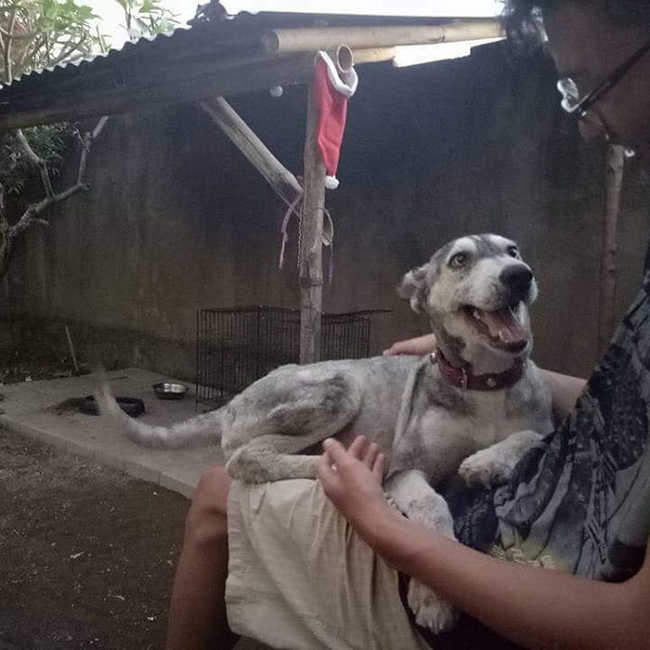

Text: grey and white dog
xmin=96 ymin=233 xmax=552 ymax=633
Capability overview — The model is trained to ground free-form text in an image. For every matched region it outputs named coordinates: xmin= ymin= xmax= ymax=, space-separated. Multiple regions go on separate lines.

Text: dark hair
xmin=504 ymin=0 xmax=650 ymax=45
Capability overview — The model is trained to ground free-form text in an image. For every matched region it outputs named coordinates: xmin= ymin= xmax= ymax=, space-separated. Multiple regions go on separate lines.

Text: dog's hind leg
xmin=226 ymin=436 xmax=322 ymax=482
xmin=225 ymin=417 xmax=355 ymax=482
xmin=222 ymin=369 xmax=363 ymax=483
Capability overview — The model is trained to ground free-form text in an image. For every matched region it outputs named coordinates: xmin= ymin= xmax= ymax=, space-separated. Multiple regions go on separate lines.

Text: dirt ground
xmin=0 ymin=424 xmax=189 ymax=650
xmin=0 ymin=329 xmax=267 ymax=650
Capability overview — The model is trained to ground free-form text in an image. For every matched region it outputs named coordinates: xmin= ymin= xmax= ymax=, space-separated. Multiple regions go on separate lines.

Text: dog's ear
xmin=398 ymin=264 xmax=430 ymax=313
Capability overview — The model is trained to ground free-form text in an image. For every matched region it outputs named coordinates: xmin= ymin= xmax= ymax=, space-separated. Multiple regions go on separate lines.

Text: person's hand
xmin=382 ymin=333 xmax=436 ymax=356
xmin=317 ymin=435 xmax=388 ymax=527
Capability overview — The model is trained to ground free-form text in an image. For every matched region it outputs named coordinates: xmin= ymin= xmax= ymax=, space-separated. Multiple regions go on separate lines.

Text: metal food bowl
xmin=152 ymin=382 xmax=188 ymax=400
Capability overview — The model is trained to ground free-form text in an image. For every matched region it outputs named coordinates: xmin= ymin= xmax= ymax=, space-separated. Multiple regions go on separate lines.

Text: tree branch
xmin=7 ymin=114 xmax=108 ymax=248
xmin=0 ymin=6 xmax=110 ymax=280
xmin=3 ymin=7 xmax=17 ymax=83
xmin=77 ymin=116 xmax=108 ymax=184
xmin=9 ymin=182 xmax=88 ymax=242
xmin=15 ymin=128 xmax=39 ymax=166
xmin=16 ymin=128 xmax=55 ymax=199
xmin=77 ymin=133 xmax=91 ymax=185
xmin=49 ymin=35 xmax=86 ymax=67
xmin=21 ymin=34 xmax=44 ymax=70
xmin=0 ymin=25 xmax=34 ymax=39
xmin=92 ymin=115 xmax=109 ymax=140
xmin=0 ymin=25 xmax=6 ymax=71
xmin=42 ymin=31 xmax=50 ymax=65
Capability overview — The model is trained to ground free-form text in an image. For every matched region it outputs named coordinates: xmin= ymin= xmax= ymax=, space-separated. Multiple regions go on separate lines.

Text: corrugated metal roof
xmin=1 ymin=15 xmax=262 ymax=91
xmin=2 ymin=8 xmax=474 ymax=88
xmin=0 ymin=7 xmax=492 ymax=130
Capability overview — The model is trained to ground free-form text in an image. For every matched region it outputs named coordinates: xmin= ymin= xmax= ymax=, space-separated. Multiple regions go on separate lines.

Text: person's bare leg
xmin=166 ymin=465 xmax=239 ymax=650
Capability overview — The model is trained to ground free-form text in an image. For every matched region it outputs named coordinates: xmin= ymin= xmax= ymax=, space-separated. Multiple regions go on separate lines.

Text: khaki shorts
xmin=226 ymin=478 xmax=431 ymax=650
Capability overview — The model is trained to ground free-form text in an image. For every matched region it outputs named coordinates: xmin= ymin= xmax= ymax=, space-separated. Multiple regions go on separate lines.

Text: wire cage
xmin=196 ymin=306 xmax=383 ymax=408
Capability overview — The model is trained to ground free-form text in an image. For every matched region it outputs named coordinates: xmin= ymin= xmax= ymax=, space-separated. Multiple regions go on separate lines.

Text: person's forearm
xmin=539 ymin=368 xmax=587 ymax=424
xmin=357 ymin=502 xmax=647 ymax=650
xmin=383 ymin=333 xmax=436 ymax=356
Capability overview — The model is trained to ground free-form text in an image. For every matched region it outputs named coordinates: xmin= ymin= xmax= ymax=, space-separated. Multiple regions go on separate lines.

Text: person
xmin=166 ymin=1 xmax=650 ymax=648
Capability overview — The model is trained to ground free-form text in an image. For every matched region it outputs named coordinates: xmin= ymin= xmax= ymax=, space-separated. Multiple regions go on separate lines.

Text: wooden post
xmin=599 ymin=144 xmax=625 ymax=353
xmin=299 ymin=79 xmax=326 ymax=364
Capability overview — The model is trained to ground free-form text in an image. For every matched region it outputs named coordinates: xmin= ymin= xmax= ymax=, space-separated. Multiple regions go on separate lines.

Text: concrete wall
xmin=4 ymin=43 xmax=650 ymax=380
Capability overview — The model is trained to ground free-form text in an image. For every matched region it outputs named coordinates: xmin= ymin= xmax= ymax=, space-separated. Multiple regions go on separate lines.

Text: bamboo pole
xmin=351 ymin=47 xmax=397 ymax=65
xmin=598 ymin=144 xmax=625 ymax=353
xmin=262 ymin=20 xmax=504 ymax=54
xmin=299 ymin=78 xmax=326 ymax=364
xmin=199 ymin=96 xmax=302 ymax=206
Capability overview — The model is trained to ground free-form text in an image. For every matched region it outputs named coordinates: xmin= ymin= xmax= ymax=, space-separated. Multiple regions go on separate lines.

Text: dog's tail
xmin=94 ymin=381 xmax=223 ymax=448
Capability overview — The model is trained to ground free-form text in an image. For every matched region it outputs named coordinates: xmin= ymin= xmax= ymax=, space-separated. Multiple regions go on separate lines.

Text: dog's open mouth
xmin=462 ymin=304 xmax=528 ymax=353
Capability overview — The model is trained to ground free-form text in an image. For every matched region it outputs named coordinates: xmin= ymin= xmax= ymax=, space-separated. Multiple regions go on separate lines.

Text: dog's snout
xmin=500 ymin=264 xmax=533 ymax=293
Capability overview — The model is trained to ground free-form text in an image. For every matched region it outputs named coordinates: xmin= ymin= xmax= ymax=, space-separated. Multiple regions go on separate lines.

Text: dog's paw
xmin=459 ymin=431 xmax=543 ymax=488
xmin=407 ymin=578 xmax=458 ymax=633
xmin=458 ymin=448 xmax=516 ymax=488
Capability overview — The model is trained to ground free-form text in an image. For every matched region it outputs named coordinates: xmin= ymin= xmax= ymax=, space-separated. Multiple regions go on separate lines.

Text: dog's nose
xmin=500 ymin=264 xmax=533 ymax=293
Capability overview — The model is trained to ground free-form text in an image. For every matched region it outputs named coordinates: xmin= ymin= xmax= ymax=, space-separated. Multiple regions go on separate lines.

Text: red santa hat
xmin=312 ymin=50 xmax=358 ymax=190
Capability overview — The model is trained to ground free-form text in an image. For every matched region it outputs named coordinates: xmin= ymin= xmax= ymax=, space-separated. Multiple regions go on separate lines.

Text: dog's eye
xmin=449 ymin=253 xmax=467 ymax=269
xmin=506 ymin=246 xmax=519 ymax=258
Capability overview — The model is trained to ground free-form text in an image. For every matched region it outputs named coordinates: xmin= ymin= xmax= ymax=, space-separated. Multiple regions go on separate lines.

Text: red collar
xmin=431 ymin=349 xmax=524 ymax=391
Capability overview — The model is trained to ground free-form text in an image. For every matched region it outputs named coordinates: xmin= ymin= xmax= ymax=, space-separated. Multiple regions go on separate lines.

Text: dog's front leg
xmin=384 ymin=470 xmax=458 ymax=634
xmin=458 ymin=429 xmax=544 ymax=488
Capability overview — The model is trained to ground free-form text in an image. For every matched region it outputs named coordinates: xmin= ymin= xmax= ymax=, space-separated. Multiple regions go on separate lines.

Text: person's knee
xmin=184 ymin=465 xmax=232 ymax=548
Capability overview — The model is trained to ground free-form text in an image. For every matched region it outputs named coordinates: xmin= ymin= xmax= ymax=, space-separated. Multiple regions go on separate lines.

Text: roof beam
xmin=262 ymin=19 xmax=503 ymax=53
xmin=199 ymin=96 xmax=302 ymax=206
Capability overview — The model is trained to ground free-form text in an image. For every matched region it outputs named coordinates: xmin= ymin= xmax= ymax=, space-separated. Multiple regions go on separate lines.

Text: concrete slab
xmin=1 ymin=369 xmax=272 ymax=649
xmin=0 ymin=368 xmax=223 ymax=498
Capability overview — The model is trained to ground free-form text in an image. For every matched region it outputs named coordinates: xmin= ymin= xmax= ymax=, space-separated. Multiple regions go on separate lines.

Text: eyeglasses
xmin=556 ymin=38 xmax=650 ymax=156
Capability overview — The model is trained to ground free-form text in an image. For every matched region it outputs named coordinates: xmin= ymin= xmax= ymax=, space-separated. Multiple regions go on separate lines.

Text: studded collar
xmin=431 ymin=349 xmax=524 ymax=391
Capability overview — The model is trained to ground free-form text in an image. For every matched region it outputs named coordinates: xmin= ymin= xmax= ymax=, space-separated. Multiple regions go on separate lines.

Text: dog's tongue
xmin=475 ymin=307 xmax=525 ymax=344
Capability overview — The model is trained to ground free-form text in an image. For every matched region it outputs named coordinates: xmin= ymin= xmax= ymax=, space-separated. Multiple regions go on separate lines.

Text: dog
xmin=96 ymin=233 xmax=553 ymax=633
